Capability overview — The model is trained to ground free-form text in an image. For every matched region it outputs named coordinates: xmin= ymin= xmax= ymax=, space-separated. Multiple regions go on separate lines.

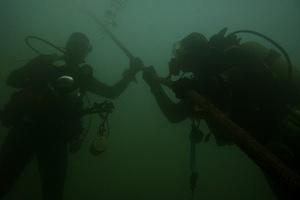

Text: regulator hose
xmin=25 ymin=36 xmax=65 ymax=54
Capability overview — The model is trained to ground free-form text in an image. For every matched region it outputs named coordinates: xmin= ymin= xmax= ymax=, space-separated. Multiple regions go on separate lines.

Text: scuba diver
xmin=0 ymin=32 xmax=142 ymax=200
xmin=142 ymin=28 xmax=300 ymax=199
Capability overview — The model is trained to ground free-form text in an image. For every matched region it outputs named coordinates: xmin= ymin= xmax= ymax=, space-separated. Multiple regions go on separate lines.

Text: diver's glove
xmin=142 ymin=66 xmax=161 ymax=89
xmin=123 ymin=57 xmax=144 ymax=81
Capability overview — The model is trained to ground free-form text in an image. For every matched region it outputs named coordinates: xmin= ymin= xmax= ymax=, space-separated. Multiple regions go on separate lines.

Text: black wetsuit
xmin=0 ymin=55 xmax=134 ymax=200
xmin=176 ymin=46 xmax=300 ymax=199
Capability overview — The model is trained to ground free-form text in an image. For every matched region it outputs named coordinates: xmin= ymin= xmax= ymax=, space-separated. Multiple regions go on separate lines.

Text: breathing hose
xmin=25 ymin=36 xmax=65 ymax=54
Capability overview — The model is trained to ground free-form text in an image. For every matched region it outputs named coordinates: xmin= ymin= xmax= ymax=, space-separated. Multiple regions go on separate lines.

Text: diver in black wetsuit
xmin=0 ymin=32 xmax=142 ymax=200
xmin=142 ymin=29 xmax=300 ymax=199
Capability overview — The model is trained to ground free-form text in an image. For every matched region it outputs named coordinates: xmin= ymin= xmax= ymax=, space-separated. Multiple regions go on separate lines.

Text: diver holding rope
xmin=0 ymin=32 xmax=142 ymax=200
xmin=142 ymin=28 xmax=300 ymax=199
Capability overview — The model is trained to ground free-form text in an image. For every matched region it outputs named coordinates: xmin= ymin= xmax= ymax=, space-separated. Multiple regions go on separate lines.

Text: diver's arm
xmin=143 ymin=67 xmax=189 ymax=123
xmin=86 ymin=73 xmax=135 ymax=99
xmin=152 ymin=85 xmax=190 ymax=123
xmin=86 ymin=58 xmax=142 ymax=99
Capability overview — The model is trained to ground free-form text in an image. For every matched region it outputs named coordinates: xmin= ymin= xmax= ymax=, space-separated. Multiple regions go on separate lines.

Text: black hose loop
xmin=25 ymin=36 xmax=66 ymax=54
